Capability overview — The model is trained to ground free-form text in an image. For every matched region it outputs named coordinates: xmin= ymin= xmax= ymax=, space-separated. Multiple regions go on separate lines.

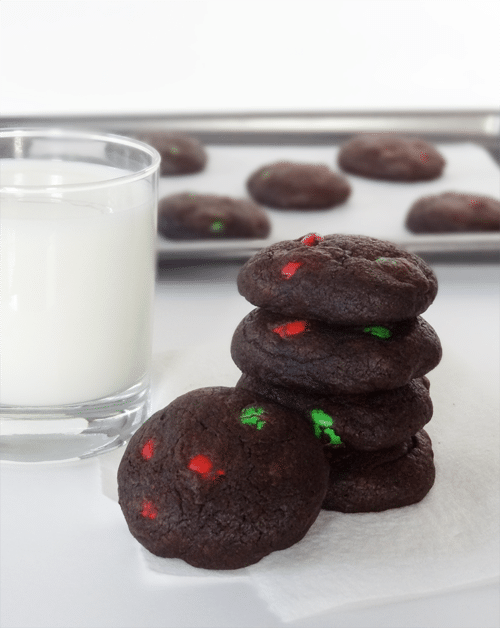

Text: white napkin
xmin=244 ymin=343 xmax=500 ymax=620
xmin=100 ymin=336 xmax=499 ymax=622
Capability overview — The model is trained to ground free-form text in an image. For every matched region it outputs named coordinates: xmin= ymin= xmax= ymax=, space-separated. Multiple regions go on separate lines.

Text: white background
xmin=0 ymin=0 xmax=499 ymax=116
xmin=1 ymin=3 xmax=499 ymax=627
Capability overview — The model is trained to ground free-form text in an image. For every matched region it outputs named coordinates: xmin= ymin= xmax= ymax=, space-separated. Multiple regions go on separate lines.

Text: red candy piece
xmin=300 ymin=233 xmax=323 ymax=246
xmin=273 ymin=320 xmax=308 ymax=338
xmin=140 ymin=500 xmax=158 ymax=520
xmin=141 ymin=438 xmax=155 ymax=461
xmin=281 ymin=261 xmax=302 ymax=279
xmin=188 ymin=454 xmax=225 ymax=480
xmin=188 ymin=454 xmax=213 ymax=475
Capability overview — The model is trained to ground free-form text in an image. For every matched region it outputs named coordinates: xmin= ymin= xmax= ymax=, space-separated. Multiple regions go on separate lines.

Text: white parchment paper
xmin=101 ymin=333 xmax=499 ymax=622
xmin=156 ymin=142 xmax=500 ymax=256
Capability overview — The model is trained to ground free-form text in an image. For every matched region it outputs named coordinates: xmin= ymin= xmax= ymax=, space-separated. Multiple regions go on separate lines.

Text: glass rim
xmin=0 ymin=127 xmax=161 ymax=195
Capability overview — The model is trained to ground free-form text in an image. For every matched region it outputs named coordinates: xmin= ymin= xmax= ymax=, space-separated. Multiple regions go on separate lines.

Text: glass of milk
xmin=0 ymin=128 xmax=160 ymax=462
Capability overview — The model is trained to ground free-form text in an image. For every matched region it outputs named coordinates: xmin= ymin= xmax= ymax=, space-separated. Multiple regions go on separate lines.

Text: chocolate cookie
xmin=322 ymin=429 xmax=435 ymax=512
xmin=406 ymin=191 xmax=500 ymax=233
xmin=158 ymin=192 xmax=271 ymax=240
xmin=235 ymin=374 xmax=433 ymax=451
xmin=117 ymin=387 xmax=329 ymax=570
xmin=236 ymin=233 xmax=438 ymax=325
xmin=246 ymin=161 xmax=351 ymax=209
xmin=231 ymin=309 xmax=442 ymax=395
xmin=337 ymin=133 xmax=445 ymax=181
xmin=135 ymin=132 xmax=207 ymax=176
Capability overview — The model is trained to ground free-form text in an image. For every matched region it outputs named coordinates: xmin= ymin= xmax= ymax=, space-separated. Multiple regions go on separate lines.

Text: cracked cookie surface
xmin=118 ymin=386 xmax=329 ymax=570
xmin=322 ymin=429 xmax=435 ymax=512
xmin=236 ymin=233 xmax=438 ymax=325
xmin=230 ymin=309 xmax=442 ymax=394
xmin=236 ymin=374 xmax=433 ymax=451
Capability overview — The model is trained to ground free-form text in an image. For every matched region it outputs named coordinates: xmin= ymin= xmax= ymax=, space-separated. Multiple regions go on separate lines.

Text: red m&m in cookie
xmin=301 ymin=233 xmax=324 ymax=246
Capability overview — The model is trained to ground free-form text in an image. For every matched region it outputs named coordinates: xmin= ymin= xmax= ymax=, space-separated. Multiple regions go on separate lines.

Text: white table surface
xmin=1 ymin=260 xmax=499 ymax=628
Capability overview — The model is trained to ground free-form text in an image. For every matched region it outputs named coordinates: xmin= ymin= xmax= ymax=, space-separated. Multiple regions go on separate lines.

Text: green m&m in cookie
xmin=310 ymin=409 xmax=342 ymax=445
xmin=240 ymin=406 xmax=266 ymax=430
xmin=363 ymin=325 xmax=392 ymax=339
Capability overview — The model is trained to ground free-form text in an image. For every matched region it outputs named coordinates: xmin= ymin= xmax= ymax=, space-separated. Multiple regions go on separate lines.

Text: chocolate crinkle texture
xmin=406 ymin=191 xmax=500 ymax=233
xmin=117 ymin=386 xmax=329 ymax=570
xmin=236 ymin=234 xmax=438 ymax=325
xmin=246 ymin=161 xmax=351 ymax=209
xmin=158 ymin=192 xmax=271 ymax=240
xmin=322 ymin=430 xmax=435 ymax=513
xmin=231 ymin=309 xmax=442 ymax=395
xmin=135 ymin=132 xmax=207 ymax=176
xmin=337 ymin=133 xmax=445 ymax=181
xmin=235 ymin=374 xmax=433 ymax=452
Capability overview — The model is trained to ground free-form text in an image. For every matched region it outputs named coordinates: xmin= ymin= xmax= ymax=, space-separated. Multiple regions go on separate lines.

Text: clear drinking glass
xmin=0 ymin=128 xmax=160 ymax=462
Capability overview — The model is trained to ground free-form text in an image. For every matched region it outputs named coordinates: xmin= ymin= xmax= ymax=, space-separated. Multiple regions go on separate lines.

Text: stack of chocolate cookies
xmin=232 ymin=233 xmax=442 ymax=513
xmin=117 ymin=232 xmax=442 ymax=570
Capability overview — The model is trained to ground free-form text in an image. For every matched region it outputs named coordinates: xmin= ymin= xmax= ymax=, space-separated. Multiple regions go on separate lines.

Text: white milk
xmin=0 ymin=160 xmax=155 ymax=406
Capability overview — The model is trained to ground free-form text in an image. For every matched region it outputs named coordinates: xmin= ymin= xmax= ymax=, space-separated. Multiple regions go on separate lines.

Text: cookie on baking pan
xmin=246 ymin=161 xmax=351 ymax=209
xmin=230 ymin=309 xmax=442 ymax=395
xmin=236 ymin=233 xmax=438 ymax=325
xmin=235 ymin=373 xmax=433 ymax=451
xmin=406 ymin=191 xmax=500 ymax=233
xmin=322 ymin=429 xmax=435 ymax=513
xmin=135 ymin=132 xmax=207 ymax=176
xmin=158 ymin=192 xmax=271 ymax=240
xmin=117 ymin=386 xmax=329 ymax=570
xmin=337 ymin=133 xmax=445 ymax=181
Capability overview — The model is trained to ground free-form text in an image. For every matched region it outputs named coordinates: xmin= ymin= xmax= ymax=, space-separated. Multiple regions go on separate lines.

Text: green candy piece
xmin=240 ymin=406 xmax=266 ymax=430
xmin=363 ymin=325 xmax=392 ymax=339
xmin=324 ymin=428 xmax=342 ymax=445
xmin=210 ymin=220 xmax=225 ymax=233
xmin=310 ymin=409 xmax=342 ymax=445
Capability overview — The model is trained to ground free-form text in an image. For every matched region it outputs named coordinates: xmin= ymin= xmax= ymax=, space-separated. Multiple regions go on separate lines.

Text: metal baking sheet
xmin=153 ymin=141 xmax=500 ymax=260
xmin=2 ymin=111 xmax=499 ymax=260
